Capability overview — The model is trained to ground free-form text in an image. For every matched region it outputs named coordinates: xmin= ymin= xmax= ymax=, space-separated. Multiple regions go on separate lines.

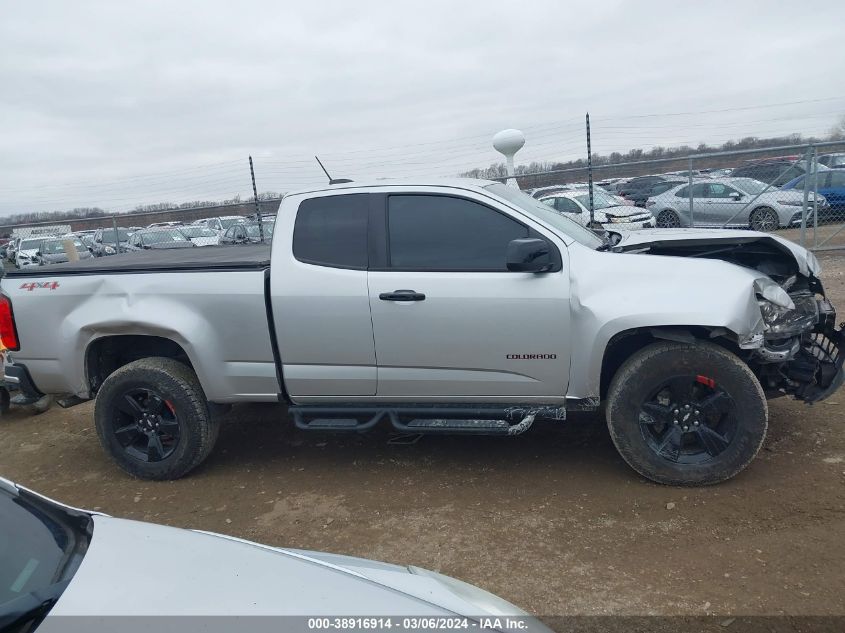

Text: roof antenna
xmin=315 ymin=155 xmax=353 ymax=185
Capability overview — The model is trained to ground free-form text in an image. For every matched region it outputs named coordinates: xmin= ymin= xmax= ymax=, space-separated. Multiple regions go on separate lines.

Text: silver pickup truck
xmin=3 ymin=179 xmax=842 ymax=485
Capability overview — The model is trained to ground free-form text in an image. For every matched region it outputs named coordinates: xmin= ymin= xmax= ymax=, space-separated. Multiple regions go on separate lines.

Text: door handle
xmin=379 ymin=289 xmax=426 ymax=302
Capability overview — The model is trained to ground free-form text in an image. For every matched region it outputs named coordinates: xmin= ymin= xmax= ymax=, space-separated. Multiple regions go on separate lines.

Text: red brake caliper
xmin=696 ymin=375 xmax=716 ymax=389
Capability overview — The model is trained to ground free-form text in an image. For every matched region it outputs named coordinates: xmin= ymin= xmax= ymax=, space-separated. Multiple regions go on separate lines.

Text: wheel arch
xmin=599 ymin=326 xmax=744 ymax=399
xmin=85 ymin=335 xmax=196 ymax=396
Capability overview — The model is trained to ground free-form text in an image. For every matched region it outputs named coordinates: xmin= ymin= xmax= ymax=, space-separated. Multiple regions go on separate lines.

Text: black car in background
xmin=729 ymin=159 xmax=826 ymax=188
xmin=220 ymin=222 xmax=274 ymax=245
xmin=91 ymin=227 xmax=134 ymax=257
xmin=618 ymin=175 xmax=672 ymax=206
xmin=125 ymin=228 xmax=197 ymax=251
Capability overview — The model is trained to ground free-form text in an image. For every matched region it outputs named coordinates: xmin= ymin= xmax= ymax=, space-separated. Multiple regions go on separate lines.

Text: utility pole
xmin=249 ymin=156 xmax=264 ymax=243
xmin=586 ymin=113 xmax=594 ymax=225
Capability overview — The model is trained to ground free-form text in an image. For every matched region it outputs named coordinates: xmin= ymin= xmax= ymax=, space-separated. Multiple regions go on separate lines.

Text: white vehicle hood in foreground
xmin=47 ymin=516 xmax=538 ymax=623
xmin=613 ymin=228 xmax=820 ymax=277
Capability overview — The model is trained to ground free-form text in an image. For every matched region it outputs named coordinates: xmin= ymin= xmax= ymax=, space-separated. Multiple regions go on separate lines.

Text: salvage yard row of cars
xmin=1 ymin=214 xmax=275 ymax=268
xmin=535 ymin=152 xmax=845 ymax=232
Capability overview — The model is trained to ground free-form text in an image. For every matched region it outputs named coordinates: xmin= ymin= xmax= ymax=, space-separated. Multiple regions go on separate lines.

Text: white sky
xmin=1 ymin=0 xmax=844 ymax=215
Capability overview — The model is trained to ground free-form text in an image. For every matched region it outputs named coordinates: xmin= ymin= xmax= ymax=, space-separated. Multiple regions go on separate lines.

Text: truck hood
xmin=613 ymin=228 xmax=819 ymax=278
xmin=48 ymin=516 xmax=537 ymax=622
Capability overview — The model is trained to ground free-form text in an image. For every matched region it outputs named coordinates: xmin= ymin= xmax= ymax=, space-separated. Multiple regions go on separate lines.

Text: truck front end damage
xmin=752 ymin=277 xmax=844 ymax=403
xmin=614 ymin=229 xmax=845 ymax=403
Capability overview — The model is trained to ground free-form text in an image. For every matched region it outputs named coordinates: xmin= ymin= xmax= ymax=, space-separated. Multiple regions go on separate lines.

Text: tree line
xmin=0 ymin=192 xmax=282 ymax=226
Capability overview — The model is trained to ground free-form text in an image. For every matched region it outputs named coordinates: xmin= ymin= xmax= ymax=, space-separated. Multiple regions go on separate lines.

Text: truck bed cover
xmin=5 ymin=244 xmax=271 ymax=277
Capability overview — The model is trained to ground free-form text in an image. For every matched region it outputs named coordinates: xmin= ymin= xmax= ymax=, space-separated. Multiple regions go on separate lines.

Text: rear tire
xmin=606 ymin=341 xmax=767 ymax=486
xmin=94 ymin=357 xmax=219 ymax=480
xmin=656 ymin=209 xmax=681 ymax=228
xmin=749 ymin=206 xmax=779 ymax=231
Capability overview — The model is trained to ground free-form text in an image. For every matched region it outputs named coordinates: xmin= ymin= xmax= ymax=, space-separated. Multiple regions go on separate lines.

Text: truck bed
xmin=5 ymin=245 xmax=271 ymax=277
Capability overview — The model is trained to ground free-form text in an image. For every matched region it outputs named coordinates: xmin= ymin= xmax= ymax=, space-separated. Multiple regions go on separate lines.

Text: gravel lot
xmin=1 ymin=252 xmax=844 ymax=618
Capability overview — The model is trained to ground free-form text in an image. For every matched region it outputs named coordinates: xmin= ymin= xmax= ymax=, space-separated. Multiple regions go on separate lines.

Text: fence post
xmin=688 ymin=157 xmax=694 ymax=226
xmin=249 ymin=156 xmax=264 ymax=243
xmin=812 ymin=147 xmax=819 ymax=249
xmin=800 ymin=148 xmax=811 ymax=247
xmin=111 ymin=216 xmax=119 ymax=255
xmin=585 ymin=113 xmax=594 ymax=225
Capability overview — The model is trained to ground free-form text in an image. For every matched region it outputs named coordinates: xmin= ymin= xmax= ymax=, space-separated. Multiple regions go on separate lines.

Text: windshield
xmin=573 ymin=192 xmax=617 ymax=210
xmin=42 ymin=240 xmax=86 ymax=254
xmin=0 ymin=485 xmax=90 ymax=623
xmin=180 ymin=227 xmax=216 ymax=238
xmin=219 ymin=218 xmax=243 ymax=230
xmin=730 ymin=178 xmax=770 ymax=195
xmin=484 ymin=183 xmax=603 ymax=248
xmin=19 ymin=239 xmax=44 ymax=250
xmin=142 ymin=230 xmax=189 ymax=245
xmin=101 ymin=228 xmax=131 ymax=243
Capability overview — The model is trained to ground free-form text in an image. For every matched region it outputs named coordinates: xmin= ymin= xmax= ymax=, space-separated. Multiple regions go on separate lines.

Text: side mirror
xmin=729 ymin=192 xmax=742 ymax=200
xmin=506 ymin=238 xmax=552 ymax=273
xmin=35 ymin=251 xmax=41 ymax=257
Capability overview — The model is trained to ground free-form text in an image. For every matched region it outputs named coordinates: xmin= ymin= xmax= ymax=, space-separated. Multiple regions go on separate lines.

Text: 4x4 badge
xmin=20 ymin=281 xmax=60 ymax=291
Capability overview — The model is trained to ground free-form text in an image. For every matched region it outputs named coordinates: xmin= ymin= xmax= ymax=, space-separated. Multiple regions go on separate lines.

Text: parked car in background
xmin=14 ymin=236 xmax=52 ymax=268
xmin=219 ymin=222 xmax=275 ymax=244
xmin=705 ymin=168 xmax=733 ymax=178
xmin=647 ymin=177 xmax=827 ymax=229
xmin=618 ymin=175 xmax=672 ymax=205
xmin=6 ymin=237 xmax=20 ymax=263
xmin=146 ymin=221 xmax=183 ymax=229
xmin=0 ymin=477 xmax=541 ymax=630
xmin=539 ymin=190 xmax=655 ymax=231
xmin=626 ymin=178 xmax=692 ymax=207
xmin=817 ymin=152 xmax=845 ymax=168
xmin=36 ymin=237 xmax=94 ymax=265
xmin=196 ymin=215 xmax=247 ymax=234
xmin=179 ymin=225 xmax=221 ymax=247
xmin=91 ymin=227 xmax=133 ymax=257
xmin=782 ymin=169 xmax=845 ymax=219
xmin=729 ymin=159 xmax=828 ymax=188
xmin=126 ymin=228 xmax=197 ymax=251
xmin=3 ymin=238 xmax=16 ymax=263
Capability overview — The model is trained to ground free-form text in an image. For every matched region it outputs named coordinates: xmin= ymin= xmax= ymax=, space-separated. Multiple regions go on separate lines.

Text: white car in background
xmin=179 ymin=225 xmax=221 ymax=246
xmin=14 ymin=236 xmax=56 ymax=269
xmin=539 ymin=189 xmax=655 ymax=231
xmin=0 ymin=478 xmax=546 ymax=631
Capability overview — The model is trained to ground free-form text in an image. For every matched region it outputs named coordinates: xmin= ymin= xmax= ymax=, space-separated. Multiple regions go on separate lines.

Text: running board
xmin=289 ymin=404 xmax=567 ymax=436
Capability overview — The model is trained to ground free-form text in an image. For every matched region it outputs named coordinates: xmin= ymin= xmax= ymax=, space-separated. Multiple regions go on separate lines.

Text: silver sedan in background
xmin=646 ymin=177 xmax=828 ymax=230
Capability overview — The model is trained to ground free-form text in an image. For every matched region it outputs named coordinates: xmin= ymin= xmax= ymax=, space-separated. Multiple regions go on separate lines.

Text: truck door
xmin=271 ymin=193 xmax=377 ymax=398
xmin=368 ymin=192 xmax=571 ymax=401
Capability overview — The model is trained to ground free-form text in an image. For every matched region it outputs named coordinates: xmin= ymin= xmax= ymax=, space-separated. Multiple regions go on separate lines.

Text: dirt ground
xmin=1 ymin=254 xmax=844 ymax=619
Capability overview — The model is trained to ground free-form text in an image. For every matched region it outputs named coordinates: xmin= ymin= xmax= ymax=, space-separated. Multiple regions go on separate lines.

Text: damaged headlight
xmin=756 ymin=280 xmax=818 ymax=337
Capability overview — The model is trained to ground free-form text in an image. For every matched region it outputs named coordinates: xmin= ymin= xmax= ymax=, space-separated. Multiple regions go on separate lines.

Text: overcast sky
xmin=1 ymin=0 xmax=844 ymax=215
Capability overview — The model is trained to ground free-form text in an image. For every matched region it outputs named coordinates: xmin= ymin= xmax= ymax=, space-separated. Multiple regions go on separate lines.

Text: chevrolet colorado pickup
xmin=3 ymin=179 xmax=842 ymax=485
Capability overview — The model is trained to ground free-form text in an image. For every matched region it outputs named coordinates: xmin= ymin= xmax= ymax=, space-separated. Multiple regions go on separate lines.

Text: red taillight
xmin=0 ymin=295 xmax=20 ymax=351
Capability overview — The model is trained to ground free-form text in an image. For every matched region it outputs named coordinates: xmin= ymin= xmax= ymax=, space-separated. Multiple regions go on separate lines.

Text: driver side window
xmin=555 ymin=197 xmax=582 ymax=214
xmin=706 ymin=183 xmax=739 ymax=198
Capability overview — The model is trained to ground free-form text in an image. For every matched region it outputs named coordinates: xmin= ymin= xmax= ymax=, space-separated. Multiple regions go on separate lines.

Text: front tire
xmin=656 ymin=209 xmax=681 ymax=228
xmin=605 ymin=341 xmax=767 ymax=486
xmin=749 ymin=206 xmax=779 ymax=231
xmin=94 ymin=357 xmax=219 ymax=480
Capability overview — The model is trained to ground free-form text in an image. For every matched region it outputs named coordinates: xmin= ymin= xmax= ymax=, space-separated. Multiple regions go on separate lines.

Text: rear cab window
xmin=293 ymin=194 xmax=369 ymax=269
